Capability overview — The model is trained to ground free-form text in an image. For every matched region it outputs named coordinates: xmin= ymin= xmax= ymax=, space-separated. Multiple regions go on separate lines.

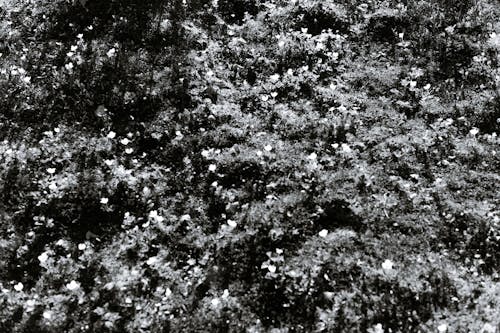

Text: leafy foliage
xmin=0 ymin=0 xmax=499 ymax=332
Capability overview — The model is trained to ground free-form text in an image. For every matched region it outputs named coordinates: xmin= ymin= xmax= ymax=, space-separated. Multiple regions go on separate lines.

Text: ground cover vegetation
xmin=0 ymin=0 xmax=499 ymax=331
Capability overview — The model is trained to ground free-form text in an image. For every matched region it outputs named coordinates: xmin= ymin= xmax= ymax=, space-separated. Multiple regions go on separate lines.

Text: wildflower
xmin=38 ymin=252 xmax=49 ymax=263
xmin=373 ymin=324 xmax=384 ymax=333
xmin=78 ymin=243 xmax=86 ymax=251
xmin=308 ymin=152 xmax=317 ymax=160
xmin=14 ymin=282 xmax=23 ymax=291
xmin=318 ymin=229 xmax=328 ymax=237
xmin=47 ymin=168 xmax=56 ymax=174
xmin=66 ymin=280 xmax=80 ymax=291
xmin=106 ymin=48 xmax=116 ymax=58
xmin=382 ymin=259 xmax=394 ymax=270
xmin=100 ymin=197 xmax=109 ymax=204
xmin=469 ymin=128 xmax=479 ymax=136
xmin=65 ymin=62 xmax=74 ymax=71
xmin=208 ymin=164 xmax=216 ymax=172
xmin=146 ymin=257 xmax=158 ymax=266
xmin=437 ymin=323 xmax=448 ymax=332
xmin=227 ymin=220 xmax=237 ymax=228
xmin=107 ymin=131 xmax=116 ymax=139
xmin=270 ymin=74 xmax=280 ymax=82
xmin=148 ymin=210 xmax=164 ymax=223
xmin=341 ymin=143 xmax=352 ymax=153
xmin=120 ymin=138 xmax=130 ymax=145
xmin=264 ymin=145 xmax=273 ymax=152
xmin=42 ymin=311 xmax=52 ymax=320
xmin=211 ymin=298 xmax=220 ymax=307
xmin=125 ymin=148 xmax=134 ymax=154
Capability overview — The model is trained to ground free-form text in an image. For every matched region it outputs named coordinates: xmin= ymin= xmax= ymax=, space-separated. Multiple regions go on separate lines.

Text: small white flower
xmin=106 ymin=48 xmax=116 ymax=58
xmin=278 ymin=40 xmax=285 ymax=48
xmin=341 ymin=143 xmax=352 ymax=153
xmin=107 ymin=131 xmax=116 ymax=139
xmin=264 ymin=145 xmax=273 ymax=152
xmin=482 ymin=323 xmax=496 ymax=333
xmin=208 ymin=164 xmax=217 ymax=172
xmin=270 ymin=91 xmax=278 ymax=98
xmin=148 ymin=210 xmax=164 ymax=223
xmin=267 ymin=265 xmax=277 ymax=273
xmin=308 ymin=152 xmax=317 ymax=160
xmin=22 ymin=76 xmax=31 ymax=83
xmin=211 ymin=298 xmax=220 ymax=307
xmin=100 ymin=197 xmax=109 ymax=204
xmin=104 ymin=159 xmax=114 ymax=166
xmin=287 ymin=68 xmax=293 ymax=75
xmin=14 ymin=282 xmax=24 ymax=291
xmin=65 ymin=62 xmax=74 ymax=71
xmin=261 ymin=95 xmax=269 ymax=102
xmin=77 ymin=33 xmax=84 ymax=39
xmin=125 ymin=148 xmax=134 ymax=154
xmin=42 ymin=310 xmax=52 ymax=320
xmin=373 ymin=323 xmax=384 ymax=333
xmin=316 ymin=42 xmax=325 ymax=50
xmin=47 ymin=168 xmax=56 ymax=174
xmin=165 ymin=288 xmax=172 ymax=297
xmin=318 ymin=229 xmax=328 ymax=238
xmin=66 ymin=280 xmax=80 ymax=291
xmin=120 ymin=138 xmax=130 ymax=145
xmin=437 ymin=323 xmax=448 ymax=333
xmin=78 ymin=243 xmax=86 ymax=251
xmin=146 ymin=257 xmax=158 ymax=266
xmin=381 ymin=259 xmax=394 ymax=270
xmin=469 ymin=127 xmax=479 ymax=136
xmin=48 ymin=182 xmax=58 ymax=191
xmin=125 ymin=297 xmax=133 ymax=304
xmin=270 ymin=74 xmax=280 ymax=82
xmin=227 ymin=220 xmax=237 ymax=228
xmin=201 ymin=150 xmax=210 ymax=158
xmin=38 ymin=252 xmax=49 ymax=263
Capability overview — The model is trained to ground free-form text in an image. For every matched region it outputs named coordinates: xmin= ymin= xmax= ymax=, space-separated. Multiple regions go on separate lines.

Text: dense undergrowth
xmin=0 ymin=0 xmax=499 ymax=332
